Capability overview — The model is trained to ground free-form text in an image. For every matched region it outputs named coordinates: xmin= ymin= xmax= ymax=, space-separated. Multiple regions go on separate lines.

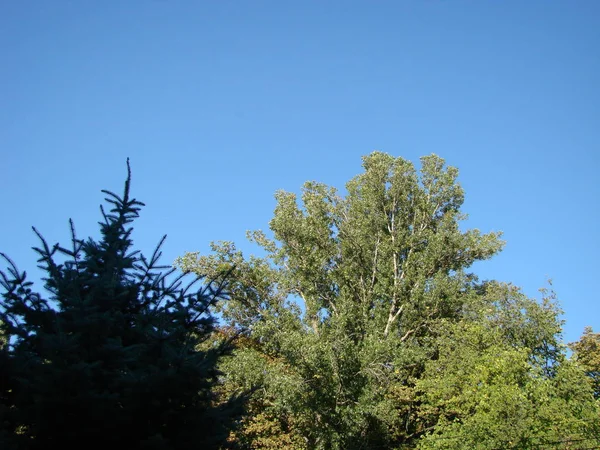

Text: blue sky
xmin=1 ymin=1 xmax=598 ymax=344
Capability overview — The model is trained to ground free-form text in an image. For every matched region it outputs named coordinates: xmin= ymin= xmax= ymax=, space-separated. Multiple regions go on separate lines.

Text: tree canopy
xmin=2 ymin=152 xmax=597 ymax=449
xmin=177 ymin=152 xmax=599 ymax=448
xmin=570 ymin=327 xmax=600 ymax=399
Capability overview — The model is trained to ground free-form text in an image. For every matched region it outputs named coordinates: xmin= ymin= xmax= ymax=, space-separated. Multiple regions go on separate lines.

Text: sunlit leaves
xmin=178 ymin=152 xmax=508 ymax=448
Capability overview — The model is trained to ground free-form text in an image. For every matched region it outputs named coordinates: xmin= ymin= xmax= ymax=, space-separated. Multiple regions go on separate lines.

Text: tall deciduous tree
xmin=0 ymin=161 xmax=242 ymax=449
xmin=177 ymin=153 xmax=505 ymax=448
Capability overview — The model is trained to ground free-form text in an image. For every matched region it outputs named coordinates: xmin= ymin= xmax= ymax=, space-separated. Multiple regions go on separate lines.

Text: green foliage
xmin=177 ymin=152 xmax=600 ymax=448
xmin=177 ymin=153 xmax=507 ymax=448
xmin=417 ymin=283 xmax=600 ymax=449
xmin=0 ymin=162 xmax=243 ymax=449
xmin=570 ymin=326 xmax=600 ymax=399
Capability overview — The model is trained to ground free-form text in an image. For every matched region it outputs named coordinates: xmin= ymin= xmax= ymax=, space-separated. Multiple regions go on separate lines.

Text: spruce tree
xmin=0 ymin=161 xmax=241 ymax=449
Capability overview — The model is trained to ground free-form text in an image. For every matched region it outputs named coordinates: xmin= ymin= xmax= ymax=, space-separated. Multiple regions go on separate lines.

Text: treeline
xmin=1 ymin=154 xmax=598 ymax=449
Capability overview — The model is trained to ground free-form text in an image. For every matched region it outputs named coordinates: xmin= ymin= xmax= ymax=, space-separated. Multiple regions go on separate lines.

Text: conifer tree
xmin=0 ymin=161 xmax=241 ymax=449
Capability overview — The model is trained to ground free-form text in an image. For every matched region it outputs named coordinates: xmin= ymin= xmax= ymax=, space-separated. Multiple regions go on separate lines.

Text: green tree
xmin=570 ymin=327 xmax=600 ymax=399
xmin=416 ymin=283 xmax=600 ymax=449
xmin=0 ymin=161 xmax=243 ymax=449
xmin=176 ymin=152 xmax=505 ymax=448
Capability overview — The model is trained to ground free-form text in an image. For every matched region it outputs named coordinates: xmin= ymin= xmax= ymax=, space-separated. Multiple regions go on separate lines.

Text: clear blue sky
xmin=1 ymin=1 xmax=598 ymax=344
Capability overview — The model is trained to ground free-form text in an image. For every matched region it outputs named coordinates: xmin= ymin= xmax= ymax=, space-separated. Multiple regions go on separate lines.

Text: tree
xmin=416 ymin=282 xmax=600 ymax=449
xmin=570 ymin=327 xmax=600 ymax=399
xmin=0 ymin=161 xmax=242 ymax=449
xmin=176 ymin=152 xmax=505 ymax=448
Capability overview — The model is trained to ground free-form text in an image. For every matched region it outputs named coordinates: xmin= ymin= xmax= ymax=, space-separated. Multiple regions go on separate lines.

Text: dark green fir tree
xmin=0 ymin=161 xmax=244 ymax=449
